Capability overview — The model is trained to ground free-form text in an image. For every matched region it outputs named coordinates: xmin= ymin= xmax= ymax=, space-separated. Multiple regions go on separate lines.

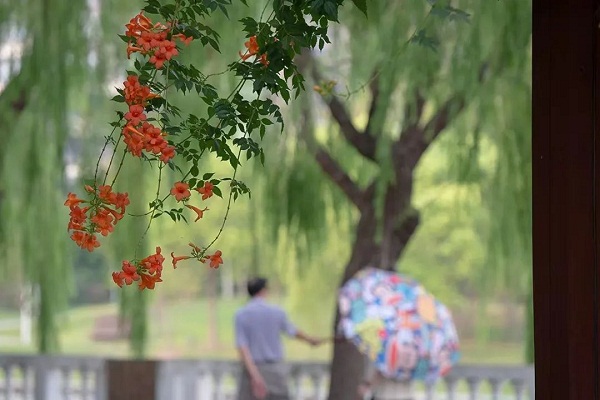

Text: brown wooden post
xmin=107 ymin=360 xmax=157 ymax=400
xmin=533 ymin=0 xmax=600 ymax=399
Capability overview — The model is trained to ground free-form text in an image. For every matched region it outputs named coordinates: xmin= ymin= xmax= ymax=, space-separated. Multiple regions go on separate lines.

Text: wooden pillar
xmin=106 ymin=360 xmax=157 ymax=400
xmin=533 ymin=0 xmax=600 ymax=399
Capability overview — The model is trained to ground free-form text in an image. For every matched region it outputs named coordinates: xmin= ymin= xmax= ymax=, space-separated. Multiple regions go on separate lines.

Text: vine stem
xmin=330 ymin=8 xmax=433 ymax=100
xmin=202 ymin=139 xmax=244 ymax=253
xmin=202 ymin=91 xmax=261 ymax=254
xmin=109 ymin=149 xmax=128 ymax=187
xmin=135 ymin=163 xmax=164 ymax=260
xmin=131 ymin=0 xmax=181 ymax=257
xmin=94 ymin=119 xmax=122 ymax=185
xmin=110 ymin=0 xmax=281 ymax=261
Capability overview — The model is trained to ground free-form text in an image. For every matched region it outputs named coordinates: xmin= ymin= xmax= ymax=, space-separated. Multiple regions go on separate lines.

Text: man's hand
xmin=296 ymin=331 xmax=327 ymax=347
xmin=307 ymin=336 xmax=325 ymax=347
xmin=357 ymin=381 xmax=371 ymax=400
xmin=238 ymin=347 xmax=267 ymax=399
xmin=250 ymin=373 xmax=268 ymax=399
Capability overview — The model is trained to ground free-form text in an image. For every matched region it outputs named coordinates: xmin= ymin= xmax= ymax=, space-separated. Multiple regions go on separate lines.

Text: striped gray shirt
xmin=234 ymin=297 xmax=297 ymax=363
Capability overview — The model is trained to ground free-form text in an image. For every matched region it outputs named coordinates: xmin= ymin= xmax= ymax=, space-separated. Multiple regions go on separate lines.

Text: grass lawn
xmin=0 ymin=297 xmax=525 ymax=364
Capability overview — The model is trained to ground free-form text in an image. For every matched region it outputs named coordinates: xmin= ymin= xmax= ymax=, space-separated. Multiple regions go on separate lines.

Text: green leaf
xmin=351 ymin=0 xmax=368 ymax=16
xmin=323 ymin=1 xmax=339 ymax=21
xmin=431 ymin=5 xmax=471 ymax=23
xmin=160 ymin=3 xmax=177 ymax=17
xmin=410 ymin=29 xmax=439 ymax=52
xmin=117 ymin=34 xmax=131 ymax=43
xmin=212 ymin=186 xmax=223 ymax=198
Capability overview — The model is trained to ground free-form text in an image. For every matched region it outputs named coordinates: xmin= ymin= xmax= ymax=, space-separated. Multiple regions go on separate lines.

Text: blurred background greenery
xmin=0 ymin=0 xmax=531 ymax=366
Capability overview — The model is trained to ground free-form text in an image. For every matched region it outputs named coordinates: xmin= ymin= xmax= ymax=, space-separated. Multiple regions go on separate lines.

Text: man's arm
xmin=237 ymin=346 xmax=267 ymax=398
xmin=280 ymin=311 xmax=324 ymax=346
xmin=238 ymin=346 xmax=261 ymax=379
xmin=294 ymin=330 xmax=323 ymax=346
xmin=235 ymin=314 xmax=267 ymax=399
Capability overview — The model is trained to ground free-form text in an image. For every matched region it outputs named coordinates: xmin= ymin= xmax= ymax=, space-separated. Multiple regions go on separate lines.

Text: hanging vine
xmin=64 ymin=0 xmax=362 ymax=290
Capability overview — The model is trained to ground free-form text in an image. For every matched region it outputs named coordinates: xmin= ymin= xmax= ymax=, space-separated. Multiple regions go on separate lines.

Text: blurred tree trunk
xmin=206 ymin=269 xmax=220 ymax=349
xmin=298 ymin=53 xmax=474 ymax=399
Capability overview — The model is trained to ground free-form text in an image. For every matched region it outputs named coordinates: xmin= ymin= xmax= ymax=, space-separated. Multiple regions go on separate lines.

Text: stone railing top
xmin=0 ymin=353 xmax=105 ymax=370
xmin=0 ymin=354 xmax=535 ymax=400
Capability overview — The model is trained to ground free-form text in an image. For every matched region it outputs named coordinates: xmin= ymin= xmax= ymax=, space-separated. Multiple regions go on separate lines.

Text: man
xmin=235 ymin=277 xmax=323 ymax=400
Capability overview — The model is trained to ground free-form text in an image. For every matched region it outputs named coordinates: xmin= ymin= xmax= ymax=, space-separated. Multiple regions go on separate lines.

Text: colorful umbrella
xmin=338 ymin=267 xmax=460 ymax=383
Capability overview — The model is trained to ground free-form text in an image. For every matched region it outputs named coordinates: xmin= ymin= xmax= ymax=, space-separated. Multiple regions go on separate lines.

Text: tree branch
xmin=364 ymin=72 xmax=380 ymax=136
xmin=313 ymin=147 xmax=366 ymax=209
xmin=393 ymin=63 xmax=489 ymax=169
xmin=422 ymin=95 xmax=466 ymax=143
xmin=393 ymin=95 xmax=466 ymax=170
xmin=292 ymin=71 xmax=368 ymax=210
xmin=419 ymin=62 xmax=489 ymax=143
xmin=328 ymin=95 xmax=377 ymax=161
xmin=403 ymin=89 xmax=426 ymax=131
xmin=301 ymin=52 xmax=378 ymax=161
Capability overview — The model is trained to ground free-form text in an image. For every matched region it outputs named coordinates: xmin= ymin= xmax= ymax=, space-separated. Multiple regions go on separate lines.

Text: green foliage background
xmin=0 ymin=0 xmax=531 ymax=361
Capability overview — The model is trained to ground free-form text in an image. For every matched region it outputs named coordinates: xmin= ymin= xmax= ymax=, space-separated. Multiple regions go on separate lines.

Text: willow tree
xmin=0 ymin=0 xmax=151 ymax=354
xmin=0 ymin=0 xmax=91 ymax=352
xmin=259 ymin=1 xmax=531 ymax=397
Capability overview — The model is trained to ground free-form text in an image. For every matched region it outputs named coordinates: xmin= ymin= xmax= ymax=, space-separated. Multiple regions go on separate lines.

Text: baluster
xmin=314 ymin=375 xmax=327 ymax=400
xmin=213 ymin=371 xmax=223 ymax=400
xmin=444 ymin=377 xmax=458 ymax=400
xmin=200 ymin=368 xmax=208 ymax=400
xmin=15 ymin=364 xmax=25 ymax=400
xmin=293 ymin=373 xmax=304 ymax=400
xmin=20 ymin=364 xmax=28 ymax=400
xmin=10 ymin=365 xmax=18 ymax=400
xmin=45 ymin=369 xmax=62 ymax=400
xmin=171 ymin=374 xmax=184 ymax=400
xmin=95 ymin=361 xmax=107 ymax=400
xmin=0 ymin=365 xmax=5 ymax=398
xmin=308 ymin=374 xmax=319 ymax=400
xmin=225 ymin=372 xmax=237 ymax=400
xmin=80 ymin=365 xmax=90 ymax=400
xmin=425 ymin=381 xmax=435 ymax=400
xmin=180 ymin=368 xmax=196 ymax=400
xmin=71 ymin=367 xmax=80 ymax=400
xmin=511 ymin=379 xmax=526 ymax=400
xmin=61 ymin=367 xmax=71 ymax=399
xmin=488 ymin=378 xmax=502 ymax=400
xmin=6 ymin=366 xmax=13 ymax=399
xmin=199 ymin=371 xmax=214 ymax=400
xmin=466 ymin=377 xmax=481 ymax=400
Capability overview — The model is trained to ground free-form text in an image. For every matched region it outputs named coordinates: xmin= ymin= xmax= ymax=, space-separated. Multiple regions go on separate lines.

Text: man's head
xmin=247 ymin=277 xmax=268 ymax=297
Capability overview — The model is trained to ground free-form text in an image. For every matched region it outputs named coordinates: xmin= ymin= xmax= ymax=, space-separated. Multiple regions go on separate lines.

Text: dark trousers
xmin=237 ymin=362 xmax=291 ymax=400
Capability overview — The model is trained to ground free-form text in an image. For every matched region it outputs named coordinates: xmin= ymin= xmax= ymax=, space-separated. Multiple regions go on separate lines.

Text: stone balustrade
xmin=0 ymin=354 xmax=534 ymax=400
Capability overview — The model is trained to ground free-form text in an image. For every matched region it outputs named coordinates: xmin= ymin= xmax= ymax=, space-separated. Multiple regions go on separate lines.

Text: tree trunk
xmin=303 ymin=50 xmax=463 ymax=400
xmin=206 ymin=269 xmax=220 ymax=349
xmin=327 ymin=205 xmax=419 ymax=400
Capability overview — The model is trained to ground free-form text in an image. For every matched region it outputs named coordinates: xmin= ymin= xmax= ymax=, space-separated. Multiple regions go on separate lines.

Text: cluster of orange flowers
xmin=170 ymin=180 xmax=214 ymax=222
xmin=125 ymin=12 xmax=192 ymax=69
xmin=167 ymin=180 xmax=223 ymax=270
xmin=121 ymin=75 xmax=176 ymax=162
xmin=239 ymin=36 xmax=269 ymax=66
xmin=120 ymin=13 xmax=192 ymax=162
xmin=112 ymin=247 xmax=165 ymax=290
xmin=65 ymin=185 xmax=130 ymax=252
xmin=171 ymin=243 xmax=223 ymax=270
xmin=65 ymin=11 xmax=249 ymax=291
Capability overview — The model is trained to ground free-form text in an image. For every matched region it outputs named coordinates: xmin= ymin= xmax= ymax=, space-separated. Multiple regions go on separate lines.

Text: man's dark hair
xmin=247 ymin=277 xmax=268 ymax=297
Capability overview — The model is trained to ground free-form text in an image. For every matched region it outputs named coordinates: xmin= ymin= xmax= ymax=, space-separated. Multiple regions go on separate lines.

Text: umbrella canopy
xmin=338 ymin=267 xmax=460 ymax=383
